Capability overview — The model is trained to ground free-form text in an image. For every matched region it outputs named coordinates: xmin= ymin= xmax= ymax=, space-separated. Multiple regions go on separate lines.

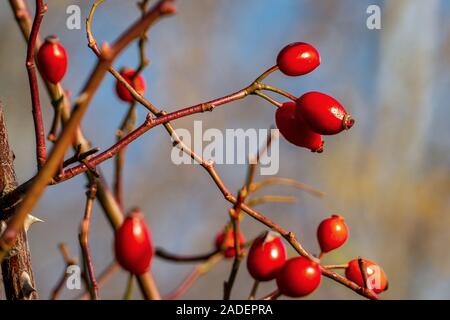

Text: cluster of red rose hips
xmin=274 ymin=42 xmax=354 ymax=152
xmin=37 ymin=34 xmax=386 ymax=298
xmin=215 ymin=215 xmax=387 ymax=298
xmin=113 ymin=212 xmax=387 ymax=298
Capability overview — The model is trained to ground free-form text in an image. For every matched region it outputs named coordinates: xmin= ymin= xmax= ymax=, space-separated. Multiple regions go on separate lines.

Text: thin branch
xmin=77 ymin=261 xmax=118 ymax=300
xmin=246 ymin=195 xmax=297 ymax=207
xmin=47 ymin=86 xmax=64 ymax=142
xmin=155 ymin=248 xmax=219 ymax=262
xmin=223 ymin=189 xmax=246 ymax=300
xmin=324 ymin=264 xmax=348 ymax=270
xmin=250 ymin=177 xmax=325 ymax=198
xmin=123 ymin=274 xmax=134 ymax=300
xmin=26 ymin=0 xmax=47 ymax=168
xmin=248 ymin=280 xmax=259 ymax=300
xmin=114 ymin=102 xmax=137 ymax=210
xmin=79 ymin=181 xmax=99 ymax=300
xmin=253 ymin=91 xmax=282 ymax=108
xmin=259 ymin=83 xmax=297 ymax=101
xmin=164 ymin=252 xmax=223 ymax=300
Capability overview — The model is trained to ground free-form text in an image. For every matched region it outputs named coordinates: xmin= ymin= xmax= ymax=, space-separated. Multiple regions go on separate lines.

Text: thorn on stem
xmin=20 ymin=272 xmax=36 ymax=300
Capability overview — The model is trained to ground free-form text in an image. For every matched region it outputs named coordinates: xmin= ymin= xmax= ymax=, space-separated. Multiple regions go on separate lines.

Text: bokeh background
xmin=0 ymin=0 xmax=450 ymax=299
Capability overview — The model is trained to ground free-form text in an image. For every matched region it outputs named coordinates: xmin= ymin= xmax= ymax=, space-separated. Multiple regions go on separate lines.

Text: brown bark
xmin=0 ymin=102 xmax=37 ymax=300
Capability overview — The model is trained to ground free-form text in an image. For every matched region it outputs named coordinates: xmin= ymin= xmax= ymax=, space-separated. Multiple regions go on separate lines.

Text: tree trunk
xmin=0 ymin=102 xmax=38 ymax=300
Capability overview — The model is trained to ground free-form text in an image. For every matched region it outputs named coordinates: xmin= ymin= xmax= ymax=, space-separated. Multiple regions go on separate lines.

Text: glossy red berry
xmin=276 ymin=256 xmax=321 ymax=297
xmin=276 ymin=42 xmax=320 ymax=76
xmin=37 ymin=36 xmax=68 ymax=84
xmin=275 ymin=102 xmax=324 ymax=152
xmin=345 ymin=259 xmax=388 ymax=294
xmin=215 ymin=228 xmax=245 ymax=258
xmin=317 ymin=215 xmax=349 ymax=254
xmin=114 ymin=208 xmax=153 ymax=275
xmin=246 ymin=231 xmax=287 ymax=281
xmin=115 ymin=68 xmax=146 ymax=102
xmin=296 ymin=92 xmax=354 ymax=135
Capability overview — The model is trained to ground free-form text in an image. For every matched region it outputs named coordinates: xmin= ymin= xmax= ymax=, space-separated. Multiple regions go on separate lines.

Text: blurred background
xmin=0 ymin=0 xmax=450 ymax=299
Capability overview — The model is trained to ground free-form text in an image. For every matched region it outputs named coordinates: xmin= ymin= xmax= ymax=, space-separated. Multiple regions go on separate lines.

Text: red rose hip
xmin=114 ymin=208 xmax=153 ymax=275
xmin=215 ymin=228 xmax=245 ymax=258
xmin=276 ymin=256 xmax=321 ymax=297
xmin=276 ymin=42 xmax=320 ymax=76
xmin=345 ymin=259 xmax=388 ymax=294
xmin=246 ymin=231 xmax=287 ymax=281
xmin=37 ymin=36 xmax=68 ymax=84
xmin=296 ymin=92 xmax=354 ymax=135
xmin=115 ymin=68 xmax=146 ymax=102
xmin=317 ymin=215 xmax=349 ymax=254
xmin=275 ymin=102 xmax=324 ymax=152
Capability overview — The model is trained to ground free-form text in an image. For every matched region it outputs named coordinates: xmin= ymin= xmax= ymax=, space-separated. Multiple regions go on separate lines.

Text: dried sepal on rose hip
xmin=345 ymin=258 xmax=388 ymax=294
xmin=246 ymin=231 xmax=287 ymax=282
xmin=214 ymin=227 xmax=245 ymax=258
xmin=115 ymin=68 xmax=146 ymax=102
xmin=37 ymin=35 xmax=68 ymax=84
xmin=276 ymin=256 xmax=321 ymax=298
xmin=317 ymin=215 xmax=349 ymax=254
xmin=296 ymin=92 xmax=354 ymax=135
xmin=275 ymin=101 xmax=324 ymax=152
xmin=114 ymin=208 xmax=153 ymax=275
xmin=277 ymin=42 xmax=320 ymax=76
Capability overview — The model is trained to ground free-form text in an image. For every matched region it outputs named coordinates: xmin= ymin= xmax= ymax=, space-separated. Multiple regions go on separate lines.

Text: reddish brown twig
xmin=77 ymin=261 xmax=118 ymax=300
xmin=114 ymin=102 xmax=137 ymax=210
xmin=79 ymin=181 xmax=99 ymax=300
xmin=223 ymin=189 xmax=246 ymax=300
xmin=26 ymin=0 xmax=47 ymax=168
